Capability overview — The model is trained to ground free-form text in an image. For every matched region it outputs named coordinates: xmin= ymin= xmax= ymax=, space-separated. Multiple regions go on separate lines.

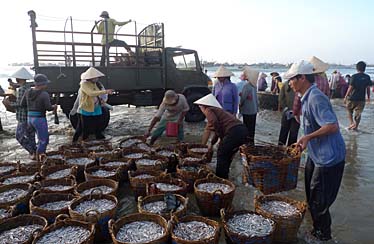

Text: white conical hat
xmin=194 ymin=94 xmax=222 ymax=108
xmin=11 ymin=67 xmax=33 ymax=80
xmin=212 ymin=65 xmax=234 ymax=78
xmin=81 ymin=67 xmax=105 ymax=80
xmin=309 ymin=56 xmax=329 ymax=74
xmin=242 ymin=66 xmax=259 ymax=87
xmin=284 ymin=60 xmax=314 ymax=80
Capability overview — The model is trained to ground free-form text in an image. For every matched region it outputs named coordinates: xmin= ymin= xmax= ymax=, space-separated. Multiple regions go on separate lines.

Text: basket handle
xmin=56 ymin=214 xmax=69 ymax=222
xmin=34 ymin=172 xmax=42 ymax=182
xmin=197 ymin=168 xmax=209 ymax=177
xmin=220 ymin=208 xmax=226 ymax=223
xmin=68 ymin=174 xmax=76 ymax=183
xmin=85 ymin=209 xmax=99 ymax=222
xmin=155 ymin=160 xmax=163 ymax=167
xmin=137 ymin=196 xmax=143 ymax=210
xmin=33 ymin=181 xmax=42 ymax=190
xmin=213 ymin=189 xmax=224 ymax=198
xmin=90 ymin=188 xmax=103 ymax=199
xmin=108 ymin=219 xmax=115 ymax=232
xmin=32 ymin=190 xmax=41 ymax=197
xmin=33 ymin=229 xmax=43 ymax=239
xmin=39 ymin=154 xmax=48 ymax=164
xmin=207 ymin=172 xmax=217 ymax=179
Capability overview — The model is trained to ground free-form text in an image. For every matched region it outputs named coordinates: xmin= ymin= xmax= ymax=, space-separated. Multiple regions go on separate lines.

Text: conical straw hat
xmin=11 ymin=67 xmax=33 ymax=80
xmin=81 ymin=67 xmax=105 ymax=80
xmin=242 ymin=66 xmax=259 ymax=87
xmin=309 ymin=56 xmax=329 ymax=74
xmin=212 ymin=65 xmax=234 ymax=78
xmin=194 ymin=94 xmax=222 ymax=108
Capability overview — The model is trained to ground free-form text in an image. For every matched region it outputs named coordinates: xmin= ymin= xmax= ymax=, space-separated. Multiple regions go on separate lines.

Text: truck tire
xmin=69 ymin=106 xmax=110 ymax=132
xmin=185 ymin=92 xmax=205 ymax=122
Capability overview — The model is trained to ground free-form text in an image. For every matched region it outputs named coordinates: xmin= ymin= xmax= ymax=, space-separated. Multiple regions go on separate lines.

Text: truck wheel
xmin=185 ymin=92 xmax=205 ymax=122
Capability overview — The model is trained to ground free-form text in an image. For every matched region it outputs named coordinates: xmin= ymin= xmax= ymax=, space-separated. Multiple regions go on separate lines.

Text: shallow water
xmin=1 ymin=99 xmax=374 ymax=243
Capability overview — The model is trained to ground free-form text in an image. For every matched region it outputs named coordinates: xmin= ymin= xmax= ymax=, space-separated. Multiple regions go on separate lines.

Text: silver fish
xmin=90 ymin=169 xmax=116 ymax=178
xmin=133 ymin=174 xmax=154 ymax=179
xmin=116 ymin=221 xmax=164 ymax=243
xmin=189 ymin=148 xmax=209 ymax=153
xmin=260 ymin=200 xmax=300 ymax=217
xmin=0 ymin=188 xmax=28 ymax=203
xmin=80 ymin=186 xmax=113 ymax=196
xmin=74 ymin=199 xmax=116 ymax=214
xmin=157 ymin=150 xmax=175 ymax=157
xmin=66 ymin=157 xmax=93 ymax=166
xmin=125 ymin=153 xmax=144 ymax=159
xmin=103 ymin=161 xmax=129 ymax=167
xmin=3 ymin=175 xmax=35 ymax=185
xmin=197 ymin=183 xmax=233 ymax=194
xmin=0 ymin=224 xmax=43 ymax=244
xmin=0 ymin=166 xmax=16 ymax=174
xmin=39 ymin=200 xmax=71 ymax=211
xmin=136 ymin=159 xmax=158 ymax=166
xmin=43 ymin=185 xmax=72 ymax=192
xmin=35 ymin=226 xmax=90 ymax=244
xmin=227 ymin=213 xmax=274 ymax=238
xmin=154 ymin=183 xmax=182 ymax=192
xmin=121 ymin=139 xmax=143 ymax=148
xmin=173 ymin=221 xmax=215 ymax=241
xmin=46 ymin=169 xmax=72 ymax=180
xmin=142 ymin=200 xmax=184 ymax=214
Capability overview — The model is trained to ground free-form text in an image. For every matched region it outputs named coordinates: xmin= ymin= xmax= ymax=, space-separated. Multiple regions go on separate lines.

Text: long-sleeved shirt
xmin=212 ymin=79 xmax=238 ymax=114
xmin=10 ymin=83 xmax=30 ymax=122
xmin=78 ymin=81 xmax=107 ymax=112
xmin=278 ymin=81 xmax=295 ymax=111
xmin=20 ymin=89 xmax=53 ymax=117
xmin=239 ymin=82 xmax=258 ymax=115
xmin=97 ymin=18 xmax=131 ymax=45
xmin=204 ymin=106 xmax=241 ymax=139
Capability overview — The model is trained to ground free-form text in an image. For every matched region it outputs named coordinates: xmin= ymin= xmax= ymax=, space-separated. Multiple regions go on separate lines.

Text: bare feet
xmin=347 ymin=123 xmax=356 ymax=130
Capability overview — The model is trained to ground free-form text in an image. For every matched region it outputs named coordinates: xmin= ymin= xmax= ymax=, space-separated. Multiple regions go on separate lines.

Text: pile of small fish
xmin=157 ymin=150 xmax=175 ymax=157
xmin=197 ymin=183 xmax=233 ymax=194
xmin=153 ymin=183 xmax=182 ymax=192
xmin=47 ymin=154 xmax=64 ymax=160
xmin=142 ymin=200 xmax=184 ymax=214
xmin=2 ymin=175 xmax=35 ymax=185
xmin=39 ymin=200 xmax=72 ymax=211
xmin=73 ymin=199 xmax=116 ymax=214
xmin=0 ymin=224 xmax=44 ymax=243
xmin=0 ymin=188 xmax=28 ymax=203
xmin=0 ymin=165 xmax=16 ymax=175
xmin=189 ymin=148 xmax=209 ymax=153
xmin=180 ymin=165 xmax=200 ymax=172
xmin=116 ymin=221 xmax=165 ymax=243
xmin=103 ymin=161 xmax=128 ymax=167
xmin=136 ymin=143 xmax=152 ymax=151
xmin=136 ymin=159 xmax=159 ymax=166
xmin=45 ymin=169 xmax=72 ymax=180
xmin=173 ymin=221 xmax=215 ymax=241
xmin=260 ymin=200 xmax=300 ymax=217
xmin=90 ymin=169 xmax=116 ymax=178
xmin=227 ymin=213 xmax=274 ymax=237
xmin=43 ymin=185 xmax=72 ymax=192
xmin=182 ymin=157 xmax=201 ymax=162
xmin=80 ymin=186 xmax=113 ymax=196
xmin=133 ymin=174 xmax=154 ymax=179
xmin=86 ymin=145 xmax=106 ymax=151
xmin=121 ymin=138 xmax=143 ymax=148
xmin=66 ymin=157 xmax=93 ymax=166
xmin=0 ymin=208 xmax=11 ymax=220
xmin=124 ymin=153 xmax=144 ymax=159
xmin=35 ymin=226 xmax=91 ymax=244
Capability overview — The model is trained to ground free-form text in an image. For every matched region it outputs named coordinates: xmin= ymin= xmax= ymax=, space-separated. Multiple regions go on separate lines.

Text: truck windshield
xmin=173 ymin=53 xmax=197 ymax=71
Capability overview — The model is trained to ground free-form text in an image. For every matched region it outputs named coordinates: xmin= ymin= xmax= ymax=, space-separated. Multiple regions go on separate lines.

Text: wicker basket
xmin=0 ymin=206 xmax=15 ymax=222
xmin=100 ymin=158 xmax=133 ymax=181
xmin=34 ymin=176 xmax=76 ymax=194
xmin=118 ymin=136 xmax=146 ymax=149
xmin=186 ymin=143 xmax=213 ymax=163
xmin=0 ymin=162 xmax=18 ymax=178
xmin=0 ymin=183 xmax=34 ymax=214
xmin=32 ymin=214 xmax=95 ymax=244
xmin=180 ymin=155 xmax=206 ymax=165
xmin=109 ymin=213 xmax=169 ymax=244
xmin=30 ymin=191 xmax=76 ymax=224
xmin=170 ymin=215 xmax=220 ymax=244
xmin=176 ymin=163 xmax=211 ymax=192
xmin=240 ymin=144 xmax=301 ymax=194
xmin=75 ymin=179 xmax=119 ymax=197
xmin=154 ymin=147 xmax=180 ymax=173
xmin=84 ymin=142 xmax=113 ymax=154
xmin=64 ymin=154 xmax=97 ymax=182
xmin=58 ymin=144 xmax=85 ymax=155
xmin=254 ymin=195 xmax=307 ymax=243
xmin=69 ymin=193 xmax=118 ymax=241
xmin=17 ymin=161 xmax=42 ymax=174
xmin=194 ymin=174 xmax=236 ymax=216
xmin=122 ymin=148 xmax=149 ymax=161
xmin=135 ymin=155 xmax=168 ymax=171
xmin=84 ymin=165 xmax=120 ymax=182
xmin=147 ymin=174 xmax=188 ymax=197
xmin=0 ymin=214 xmax=48 ymax=244
xmin=138 ymin=193 xmax=188 ymax=219
xmin=45 ymin=150 xmax=66 ymax=166
xmin=128 ymin=170 xmax=166 ymax=200
xmin=220 ymin=209 xmax=275 ymax=244
xmin=0 ymin=171 xmax=41 ymax=185
xmin=82 ymin=139 xmax=112 ymax=148
xmin=40 ymin=164 xmax=78 ymax=180
xmin=89 ymin=148 xmax=122 ymax=159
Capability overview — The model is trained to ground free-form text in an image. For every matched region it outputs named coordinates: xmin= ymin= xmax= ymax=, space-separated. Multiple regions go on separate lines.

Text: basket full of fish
xmin=109 ymin=213 xmax=169 ymax=244
xmin=40 ymin=164 xmax=78 ymax=181
xmin=29 ymin=191 xmax=76 ymax=224
xmin=240 ymin=144 xmax=301 ymax=194
xmin=122 ymin=148 xmax=150 ymax=161
xmin=45 ymin=150 xmax=66 ymax=166
xmin=186 ymin=143 xmax=213 ymax=163
xmin=154 ymin=146 xmax=180 ymax=173
xmin=134 ymin=155 xmax=168 ymax=171
xmin=138 ymin=193 xmax=188 ymax=219
xmin=170 ymin=215 xmax=220 ymax=244
xmin=84 ymin=165 xmax=120 ymax=182
xmin=69 ymin=191 xmax=118 ymax=241
xmin=254 ymin=195 xmax=307 ymax=243
xmin=0 ymin=214 xmax=47 ymax=244
xmin=176 ymin=163 xmax=211 ymax=192
xmin=34 ymin=177 xmax=76 ymax=194
xmin=99 ymin=158 xmax=133 ymax=181
xmin=75 ymin=179 xmax=118 ymax=197
xmin=0 ymin=183 xmax=34 ymax=214
xmin=118 ymin=136 xmax=146 ymax=149
xmin=0 ymin=162 xmax=18 ymax=178
xmin=64 ymin=154 xmax=97 ymax=181
xmin=0 ymin=206 xmax=15 ymax=222
xmin=220 ymin=209 xmax=275 ymax=244
xmin=147 ymin=174 xmax=188 ymax=197
xmin=32 ymin=214 xmax=95 ymax=244
xmin=128 ymin=170 xmax=165 ymax=200
xmin=194 ymin=174 xmax=236 ymax=216
xmin=0 ymin=171 xmax=41 ymax=185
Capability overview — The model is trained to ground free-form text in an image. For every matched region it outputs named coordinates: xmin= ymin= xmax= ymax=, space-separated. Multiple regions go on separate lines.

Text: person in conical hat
xmin=307 ymin=56 xmax=330 ymax=96
xmin=212 ymin=65 xmax=238 ymax=114
xmin=73 ymin=67 xmax=113 ymax=143
xmin=4 ymin=67 xmax=36 ymax=159
xmin=257 ymin=72 xmax=268 ymax=91
xmin=194 ymin=94 xmax=249 ymax=179
xmin=238 ymin=66 xmax=259 ymax=145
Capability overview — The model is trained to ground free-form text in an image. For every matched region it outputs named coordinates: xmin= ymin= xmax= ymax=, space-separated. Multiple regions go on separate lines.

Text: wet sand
xmin=1 ymin=100 xmax=374 ymax=244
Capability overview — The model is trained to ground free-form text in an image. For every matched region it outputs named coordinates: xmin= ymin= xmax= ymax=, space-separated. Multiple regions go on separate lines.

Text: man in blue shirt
xmin=285 ymin=60 xmax=346 ymax=242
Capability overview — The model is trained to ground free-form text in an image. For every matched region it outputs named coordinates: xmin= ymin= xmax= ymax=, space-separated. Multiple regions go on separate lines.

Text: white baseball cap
xmin=284 ymin=60 xmax=314 ymax=80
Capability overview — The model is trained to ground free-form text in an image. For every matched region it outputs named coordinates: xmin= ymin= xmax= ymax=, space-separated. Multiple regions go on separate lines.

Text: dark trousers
xmin=305 ymin=158 xmax=345 ymax=239
xmin=278 ymin=114 xmax=300 ymax=146
xmin=72 ymin=114 xmax=103 ymax=142
xmin=216 ymin=125 xmax=249 ymax=179
xmin=242 ymin=114 xmax=256 ymax=145
xmin=100 ymin=39 xmax=132 ymax=66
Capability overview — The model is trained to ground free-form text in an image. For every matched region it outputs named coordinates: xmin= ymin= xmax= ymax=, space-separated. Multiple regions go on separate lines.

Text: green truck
xmin=28 ymin=10 xmax=211 ymax=125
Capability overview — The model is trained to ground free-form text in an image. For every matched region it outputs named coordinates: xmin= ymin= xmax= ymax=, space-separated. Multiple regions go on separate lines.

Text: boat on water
xmin=257 ymin=91 xmax=278 ymax=111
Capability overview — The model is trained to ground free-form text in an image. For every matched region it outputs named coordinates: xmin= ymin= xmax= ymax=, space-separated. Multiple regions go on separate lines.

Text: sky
xmin=1 ymin=0 xmax=374 ymax=66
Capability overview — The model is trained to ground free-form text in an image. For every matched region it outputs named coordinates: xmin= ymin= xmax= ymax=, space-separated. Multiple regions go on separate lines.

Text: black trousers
xmin=72 ymin=114 xmax=103 ymax=142
xmin=305 ymin=158 xmax=345 ymax=239
xmin=278 ymin=113 xmax=300 ymax=146
xmin=216 ymin=125 xmax=249 ymax=179
xmin=242 ymin=114 xmax=256 ymax=145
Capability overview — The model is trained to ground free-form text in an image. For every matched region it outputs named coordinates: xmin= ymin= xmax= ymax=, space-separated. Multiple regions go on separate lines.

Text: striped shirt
xmin=10 ymin=83 xmax=31 ymax=122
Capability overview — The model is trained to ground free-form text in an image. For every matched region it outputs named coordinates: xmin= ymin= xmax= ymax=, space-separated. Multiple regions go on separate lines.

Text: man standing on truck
xmin=145 ymin=90 xmax=189 ymax=145
xmin=96 ymin=11 xmax=133 ymax=66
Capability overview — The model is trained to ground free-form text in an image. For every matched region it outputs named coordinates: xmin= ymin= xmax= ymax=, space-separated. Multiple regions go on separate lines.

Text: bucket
xmin=166 ymin=122 xmax=178 ymax=137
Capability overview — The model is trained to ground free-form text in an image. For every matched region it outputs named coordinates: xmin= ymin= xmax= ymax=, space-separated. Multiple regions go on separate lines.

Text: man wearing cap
xmin=270 ymin=71 xmax=279 ymax=92
xmin=194 ymin=94 xmax=249 ymax=179
xmin=7 ymin=68 xmax=37 ymax=159
xmin=145 ymin=90 xmax=189 ymax=145
xmin=21 ymin=74 xmax=57 ymax=161
xmin=96 ymin=11 xmax=132 ymax=66
xmin=212 ymin=66 xmax=238 ymax=114
xmin=285 ymin=60 xmax=345 ymax=241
